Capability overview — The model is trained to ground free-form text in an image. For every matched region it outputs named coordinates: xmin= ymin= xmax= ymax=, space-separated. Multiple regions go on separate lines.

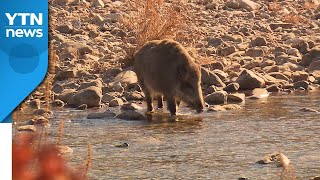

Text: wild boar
xmin=134 ymin=39 xmax=204 ymax=116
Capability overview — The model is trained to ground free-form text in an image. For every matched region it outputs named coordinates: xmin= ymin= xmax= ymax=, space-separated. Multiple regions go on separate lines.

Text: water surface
xmin=49 ymin=90 xmax=320 ymax=179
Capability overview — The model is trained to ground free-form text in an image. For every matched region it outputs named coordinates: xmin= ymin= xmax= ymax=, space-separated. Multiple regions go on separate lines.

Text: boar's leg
xmin=145 ymin=91 xmax=153 ymax=112
xmin=176 ymin=100 xmax=181 ymax=107
xmin=157 ymin=96 xmax=163 ymax=109
xmin=167 ymin=97 xmax=177 ymax=116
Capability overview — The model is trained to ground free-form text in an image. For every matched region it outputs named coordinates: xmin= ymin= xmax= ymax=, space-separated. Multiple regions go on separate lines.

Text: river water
xmin=48 ymin=90 xmax=320 ymax=179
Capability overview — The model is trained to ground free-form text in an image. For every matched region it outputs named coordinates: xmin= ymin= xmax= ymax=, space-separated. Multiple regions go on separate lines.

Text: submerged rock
xmin=116 ymin=110 xmax=145 ymax=121
xmin=87 ymin=110 xmax=116 ymax=119
xmin=299 ymin=107 xmax=319 ymax=113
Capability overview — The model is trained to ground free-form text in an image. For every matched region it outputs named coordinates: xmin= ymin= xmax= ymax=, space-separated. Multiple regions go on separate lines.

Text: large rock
xmin=71 ymin=86 xmax=102 ymax=107
xmin=292 ymin=71 xmax=309 ymax=82
xmin=237 ymin=0 xmax=261 ymax=11
xmin=109 ymin=98 xmax=124 ymax=107
xmin=236 ymin=69 xmax=265 ymax=90
xmin=114 ymin=70 xmax=138 ymax=85
xmin=308 ymin=60 xmax=320 ymax=72
xmin=247 ymin=88 xmax=269 ymax=99
xmin=227 ymin=93 xmax=245 ymax=103
xmin=301 ymin=46 xmax=320 ymax=67
xmin=57 ymin=89 xmax=77 ymax=104
xmin=201 ymin=67 xmax=226 ymax=87
xmin=204 ymin=91 xmax=228 ymax=105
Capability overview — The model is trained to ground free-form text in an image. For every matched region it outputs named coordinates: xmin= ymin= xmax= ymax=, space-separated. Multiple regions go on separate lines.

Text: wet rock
xmin=249 ymin=37 xmax=267 ymax=47
xmin=116 ymin=110 xmax=146 ymax=121
xmin=227 ymin=93 xmax=245 ymax=103
xmin=87 ymin=110 xmax=116 ymax=119
xmin=236 ymin=69 xmax=265 ymax=90
xmin=51 ymin=99 xmax=65 ymax=107
xmin=124 ymin=91 xmax=144 ymax=101
xmin=204 ymin=91 xmax=228 ymax=105
xmin=114 ymin=142 xmax=129 ymax=148
xmin=109 ymin=98 xmax=124 ymax=107
xmin=256 ymin=152 xmax=289 ymax=166
xmin=294 ymin=80 xmax=309 ymax=90
xmin=201 ymin=67 xmax=226 ymax=87
xmin=121 ymin=103 xmax=143 ymax=111
xmin=311 ymin=176 xmax=320 ymax=180
xmin=76 ymin=104 xmax=87 ymax=110
xmin=114 ymin=70 xmax=138 ymax=85
xmin=268 ymin=72 xmax=289 ymax=81
xmin=299 ymin=107 xmax=319 ymax=113
xmin=247 ymin=88 xmax=269 ymax=99
xmin=223 ymin=104 xmax=242 ymax=110
xmin=71 ymin=86 xmax=102 ymax=107
xmin=56 ymin=145 xmax=73 ymax=155
xmin=238 ymin=177 xmax=250 ymax=180
xmin=207 ymin=105 xmax=226 ymax=112
xmin=17 ymin=125 xmax=36 ymax=132
xmin=266 ymin=84 xmax=281 ymax=92
xmin=224 ymin=83 xmax=240 ymax=92
xmin=110 ymin=82 xmax=124 ymax=93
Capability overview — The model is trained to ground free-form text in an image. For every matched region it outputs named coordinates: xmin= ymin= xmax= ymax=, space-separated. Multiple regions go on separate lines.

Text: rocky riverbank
xmin=15 ymin=0 xmax=320 ymax=123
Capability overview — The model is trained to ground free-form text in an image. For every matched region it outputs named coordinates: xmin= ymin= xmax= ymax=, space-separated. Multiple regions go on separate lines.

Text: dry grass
xmin=13 ymin=134 xmax=90 ymax=180
xmin=283 ymin=13 xmax=307 ymax=24
xmin=120 ymin=0 xmax=191 ymax=67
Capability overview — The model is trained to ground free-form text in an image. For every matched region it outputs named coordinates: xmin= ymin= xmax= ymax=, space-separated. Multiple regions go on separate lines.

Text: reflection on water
xmin=47 ymin=90 xmax=320 ymax=179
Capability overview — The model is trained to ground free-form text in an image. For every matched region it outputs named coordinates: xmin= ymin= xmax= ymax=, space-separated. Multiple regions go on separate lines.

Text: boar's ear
xmin=177 ymin=65 xmax=187 ymax=80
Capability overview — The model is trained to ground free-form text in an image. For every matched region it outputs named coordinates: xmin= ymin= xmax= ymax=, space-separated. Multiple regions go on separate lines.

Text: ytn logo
xmin=5 ymin=13 xmax=43 ymax=38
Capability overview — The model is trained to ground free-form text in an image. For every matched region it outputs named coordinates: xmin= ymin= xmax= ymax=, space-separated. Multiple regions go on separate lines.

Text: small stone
xmin=116 ymin=110 xmax=146 ymax=121
xmin=293 ymin=81 xmax=309 ymax=90
xmin=29 ymin=99 xmax=41 ymax=109
xmin=299 ymin=107 xmax=319 ymax=113
xmin=223 ymin=104 xmax=242 ymax=110
xmin=227 ymin=93 xmax=245 ymax=103
xmin=266 ymin=84 xmax=281 ymax=92
xmin=114 ymin=142 xmax=129 ymax=148
xmin=124 ymin=91 xmax=144 ymax=101
xmin=76 ymin=104 xmax=88 ymax=110
xmin=56 ymin=145 xmax=73 ymax=155
xmin=114 ymin=70 xmax=138 ymax=85
xmin=246 ymin=47 xmax=264 ymax=57
xmin=248 ymin=88 xmax=269 ymax=99
xmin=224 ymin=83 xmax=240 ymax=92
xmin=109 ymin=98 xmax=124 ymax=107
xmin=218 ymin=46 xmax=237 ymax=56
xmin=51 ymin=100 xmax=65 ymax=107
xmin=204 ymin=91 xmax=228 ymax=105
xmin=18 ymin=125 xmax=36 ymax=132
xmin=121 ymin=103 xmax=143 ymax=111
xmin=207 ymin=105 xmax=226 ymax=112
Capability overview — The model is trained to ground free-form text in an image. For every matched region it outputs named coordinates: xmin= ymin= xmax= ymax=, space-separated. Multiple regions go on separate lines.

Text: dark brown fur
xmin=134 ymin=39 xmax=204 ymax=116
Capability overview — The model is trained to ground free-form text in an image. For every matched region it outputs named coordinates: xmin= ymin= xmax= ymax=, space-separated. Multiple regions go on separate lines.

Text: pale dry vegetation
xmin=120 ymin=0 xmax=193 ymax=67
